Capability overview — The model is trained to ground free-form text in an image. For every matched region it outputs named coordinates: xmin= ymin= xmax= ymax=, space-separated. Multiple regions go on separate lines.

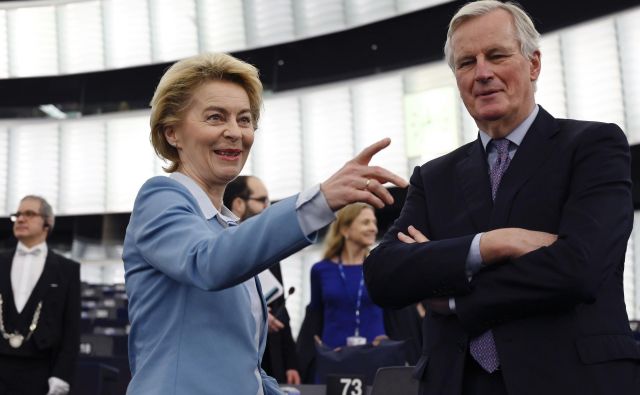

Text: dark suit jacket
xmin=364 ymin=107 xmax=640 ymax=395
xmin=0 ymin=248 xmax=81 ymax=385
xmin=261 ymin=263 xmax=300 ymax=383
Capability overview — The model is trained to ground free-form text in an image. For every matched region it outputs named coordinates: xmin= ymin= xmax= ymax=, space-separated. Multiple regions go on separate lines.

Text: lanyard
xmin=337 ymin=257 xmax=365 ymax=337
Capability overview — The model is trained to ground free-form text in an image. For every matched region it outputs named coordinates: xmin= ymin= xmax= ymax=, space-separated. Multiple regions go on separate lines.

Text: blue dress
xmin=309 ymin=259 xmax=385 ymax=348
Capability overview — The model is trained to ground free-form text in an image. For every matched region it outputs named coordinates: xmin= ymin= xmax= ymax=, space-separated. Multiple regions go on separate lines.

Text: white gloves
xmin=47 ymin=376 xmax=70 ymax=395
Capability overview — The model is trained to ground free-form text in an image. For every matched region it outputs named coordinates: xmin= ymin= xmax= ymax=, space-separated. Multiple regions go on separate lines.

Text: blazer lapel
xmin=490 ymin=107 xmax=561 ymax=228
xmin=457 ymin=138 xmax=493 ymax=231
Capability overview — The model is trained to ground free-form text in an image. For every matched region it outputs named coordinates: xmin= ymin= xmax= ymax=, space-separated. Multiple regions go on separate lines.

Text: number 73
xmin=339 ymin=378 xmax=363 ymax=395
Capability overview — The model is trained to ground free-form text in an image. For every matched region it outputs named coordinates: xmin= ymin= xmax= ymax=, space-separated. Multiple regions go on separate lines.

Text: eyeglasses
xmin=10 ymin=210 xmax=43 ymax=222
xmin=244 ymin=196 xmax=270 ymax=206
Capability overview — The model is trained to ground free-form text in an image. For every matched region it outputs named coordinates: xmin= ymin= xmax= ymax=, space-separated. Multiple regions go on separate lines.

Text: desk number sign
xmin=326 ymin=374 xmax=366 ymax=395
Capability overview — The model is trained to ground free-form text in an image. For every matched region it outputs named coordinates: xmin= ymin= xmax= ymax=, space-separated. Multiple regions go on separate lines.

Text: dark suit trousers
xmin=0 ymin=355 xmax=49 ymax=395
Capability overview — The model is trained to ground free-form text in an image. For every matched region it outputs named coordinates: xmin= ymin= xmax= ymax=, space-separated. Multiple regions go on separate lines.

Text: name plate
xmin=326 ymin=374 xmax=366 ymax=395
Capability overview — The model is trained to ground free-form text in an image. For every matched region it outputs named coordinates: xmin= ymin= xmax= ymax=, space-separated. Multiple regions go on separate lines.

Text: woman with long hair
xmin=309 ymin=203 xmax=385 ymax=348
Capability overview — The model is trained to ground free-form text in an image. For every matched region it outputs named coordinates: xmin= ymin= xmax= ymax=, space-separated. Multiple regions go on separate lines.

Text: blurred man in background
xmin=0 ymin=195 xmax=80 ymax=395
xmin=224 ymin=176 xmax=302 ymax=385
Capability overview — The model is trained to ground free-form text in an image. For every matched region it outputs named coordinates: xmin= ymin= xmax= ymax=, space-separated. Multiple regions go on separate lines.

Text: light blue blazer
xmin=123 ymin=175 xmax=314 ymax=394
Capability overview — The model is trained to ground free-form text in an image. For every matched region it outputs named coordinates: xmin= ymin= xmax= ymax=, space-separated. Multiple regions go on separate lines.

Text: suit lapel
xmin=0 ymin=250 xmax=14 ymax=298
xmin=0 ymin=250 xmax=18 ymax=325
xmin=457 ymin=138 xmax=493 ymax=231
xmin=489 ymin=107 xmax=561 ymax=228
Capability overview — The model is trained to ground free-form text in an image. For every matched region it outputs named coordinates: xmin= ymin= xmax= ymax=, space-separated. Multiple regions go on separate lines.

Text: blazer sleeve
xmin=364 ymin=166 xmax=475 ymax=308
xmin=126 ymin=179 xmax=311 ymax=291
xmin=51 ymin=259 xmax=81 ymax=383
xmin=455 ymin=123 xmax=633 ymax=334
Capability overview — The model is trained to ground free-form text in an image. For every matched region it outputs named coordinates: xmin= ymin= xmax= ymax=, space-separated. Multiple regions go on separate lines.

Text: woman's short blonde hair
xmin=149 ymin=52 xmax=263 ymax=172
xmin=323 ymin=203 xmax=375 ymax=260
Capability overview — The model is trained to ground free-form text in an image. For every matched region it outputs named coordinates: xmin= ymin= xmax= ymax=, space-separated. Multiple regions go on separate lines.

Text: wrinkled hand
xmin=286 ymin=369 xmax=301 ymax=385
xmin=321 ymin=138 xmax=408 ymax=210
xmin=480 ymin=228 xmax=558 ymax=264
xmin=267 ymin=310 xmax=284 ymax=333
xmin=397 ymin=225 xmax=429 ymax=244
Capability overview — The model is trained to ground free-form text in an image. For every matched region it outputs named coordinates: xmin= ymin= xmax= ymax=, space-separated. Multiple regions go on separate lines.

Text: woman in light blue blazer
xmin=123 ymin=52 xmax=406 ymax=395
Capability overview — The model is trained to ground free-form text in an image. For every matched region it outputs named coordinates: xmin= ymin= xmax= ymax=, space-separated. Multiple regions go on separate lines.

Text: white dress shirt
xmin=10 ymin=241 xmax=71 ymax=395
xmin=11 ymin=241 xmax=47 ymax=313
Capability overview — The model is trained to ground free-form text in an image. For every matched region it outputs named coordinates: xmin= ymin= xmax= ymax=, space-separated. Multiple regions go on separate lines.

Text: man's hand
xmin=286 ymin=369 xmax=301 ymax=385
xmin=397 ymin=226 xmax=453 ymax=315
xmin=397 ymin=225 xmax=429 ymax=243
xmin=267 ymin=310 xmax=284 ymax=333
xmin=480 ymin=228 xmax=558 ymax=264
xmin=321 ymin=138 xmax=408 ymax=210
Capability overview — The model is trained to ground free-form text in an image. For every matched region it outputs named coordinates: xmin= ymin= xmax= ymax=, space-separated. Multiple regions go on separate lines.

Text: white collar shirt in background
xmin=11 ymin=241 xmax=48 ymax=313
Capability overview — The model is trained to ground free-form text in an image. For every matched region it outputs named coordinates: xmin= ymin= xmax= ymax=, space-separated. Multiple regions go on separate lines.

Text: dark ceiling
xmin=0 ymin=0 xmax=638 ymax=117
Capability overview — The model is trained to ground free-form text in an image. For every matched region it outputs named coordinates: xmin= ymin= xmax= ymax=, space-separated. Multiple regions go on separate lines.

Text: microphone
xmin=284 ymin=286 xmax=295 ymax=298
xmin=272 ymin=287 xmax=295 ymax=322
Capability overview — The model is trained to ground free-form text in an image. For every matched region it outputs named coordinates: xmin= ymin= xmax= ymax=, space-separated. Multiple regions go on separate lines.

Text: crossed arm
xmin=397 ymin=225 xmax=557 ymax=314
xmin=364 ymin=123 xmax=632 ymax=334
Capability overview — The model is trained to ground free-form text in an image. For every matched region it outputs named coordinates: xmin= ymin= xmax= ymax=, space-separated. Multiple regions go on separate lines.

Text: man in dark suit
xmin=223 ymin=176 xmax=302 ymax=385
xmin=364 ymin=1 xmax=640 ymax=394
xmin=0 ymin=195 xmax=80 ymax=395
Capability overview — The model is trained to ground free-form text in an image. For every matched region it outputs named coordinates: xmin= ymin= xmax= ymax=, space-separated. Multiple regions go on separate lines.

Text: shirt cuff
xmin=295 ymin=184 xmax=336 ymax=240
xmin=465 ymin=233 xmax=484 ymax=278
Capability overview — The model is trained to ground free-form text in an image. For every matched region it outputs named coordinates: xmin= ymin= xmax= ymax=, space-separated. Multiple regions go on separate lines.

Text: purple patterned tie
xmin=489 ymin=138 xmax=511 ymax=200
xmin=469 ymin=138 xmax=511 ymax=373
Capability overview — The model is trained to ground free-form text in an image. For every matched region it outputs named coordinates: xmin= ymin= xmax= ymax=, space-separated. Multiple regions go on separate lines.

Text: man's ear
xmin=231 ymin=197 xmax=246 ymax=218
xmin=530 ymin=50 xmax=541 ymax=81
xmin=164 ymin=126 xmax=179 ymax=149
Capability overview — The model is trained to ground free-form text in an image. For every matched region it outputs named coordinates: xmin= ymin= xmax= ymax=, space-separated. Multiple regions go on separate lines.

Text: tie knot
xmin=492 ymin=138 xmax=510 ymax=156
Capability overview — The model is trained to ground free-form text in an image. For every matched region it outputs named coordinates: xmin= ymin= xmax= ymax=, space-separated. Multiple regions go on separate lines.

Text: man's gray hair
xmin=444 ymin=0 xmax=541 ymax=70
xmin=21 ymin=195 xmax=55 ymax=232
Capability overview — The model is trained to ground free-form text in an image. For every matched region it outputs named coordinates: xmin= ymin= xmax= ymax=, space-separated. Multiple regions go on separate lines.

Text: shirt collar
xmin=169 ymin=172 xmax=239 ymax=226
xmin=479 ymin=104 xmax=539 ymax=150
xmin=16 ymin=241 xmax=47 ymax=256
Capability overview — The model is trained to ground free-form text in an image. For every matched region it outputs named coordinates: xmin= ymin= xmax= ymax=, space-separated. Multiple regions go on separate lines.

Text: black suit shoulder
xmin=537 ymin=113 xmax=628 ymax=152
xmin=49 ymin=251 xmax=80 ymax=272
xmin=418 ymin=139 xmax=477 ymax=175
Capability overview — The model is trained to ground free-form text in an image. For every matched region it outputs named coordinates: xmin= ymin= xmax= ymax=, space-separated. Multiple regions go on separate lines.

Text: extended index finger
xmin=368 ymin=165 xmax=408 ymax=189
xmin=353 ymin=137 xmax=391 ymax=165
